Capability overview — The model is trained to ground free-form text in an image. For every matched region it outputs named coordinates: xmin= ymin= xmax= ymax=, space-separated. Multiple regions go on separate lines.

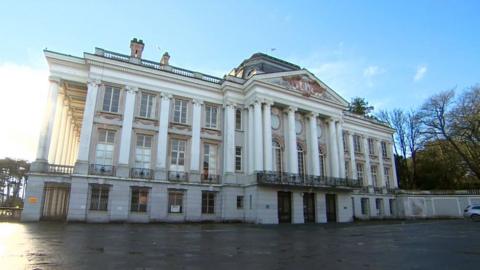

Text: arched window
xmin=272 ymin=140 xmax=283 ymax=173
xmin=297 ymin=144 xmax=306 ymax=176
xmin=319 ymin=148 xmax=325 ymax=176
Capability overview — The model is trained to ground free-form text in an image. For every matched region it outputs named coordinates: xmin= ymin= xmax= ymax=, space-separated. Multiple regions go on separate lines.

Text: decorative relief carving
xmin=280 ymin=75 xmax=326 ymax=97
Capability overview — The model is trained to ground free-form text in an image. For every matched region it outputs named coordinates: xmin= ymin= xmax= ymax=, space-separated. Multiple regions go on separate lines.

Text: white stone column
xmin=117 ymin=86 xmax=137 ymax=177
xmin=48 ymin=91 xmax=64 ymax=163
xmin=54 ymin=100 xmax=67 ymax=164
xmin=287 ymin=106 xmax=298 ymax=174
xmin=347 ymin=132 xmax=357 ymax=179
xmin=336 ymin=121 xmax=346 ymax=178
xmin=363 ymin=136 xmax=373 ymax=187
xmin=308 ymin=113 xmax=320 ymax=176
xmin=263 ymin=101 xmax=273 ymax=172
xmin=60 ymin=114 xmax=72 ymax=165
xmin=328 ymin=119 xmax=339 ymax=177
xmin=190 ymin=99 xmax=202 ymax=172
xmin=224 ymin=102 xmax=236 ymax=174
xmin=35 ymin=77 xmax=60 ymax=163
xmin=247 ymin=105 xmax=254 ymax=174
xmin=64 ymin=122 xmax=74 ymax=165
xmin=376 ymin=140 xmax=385 ymax=187
xmin=155 ymin=93 xmax=171 ymax=178
xmin=253 ymin=100 xmax=264 ymax=171
xmin=390 ymin=143 xmax=398 ymax=188
xmin=76 ymin=79 xmax=100 ymax=173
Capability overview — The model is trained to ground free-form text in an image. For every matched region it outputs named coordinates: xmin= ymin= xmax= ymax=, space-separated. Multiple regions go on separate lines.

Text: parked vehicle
xmin=464 ymin=205 xmax=480 ymax=221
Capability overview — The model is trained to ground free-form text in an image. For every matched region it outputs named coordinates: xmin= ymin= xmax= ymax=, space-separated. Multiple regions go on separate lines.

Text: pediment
xmin=258 ymin=71 xmax=348 ymax=107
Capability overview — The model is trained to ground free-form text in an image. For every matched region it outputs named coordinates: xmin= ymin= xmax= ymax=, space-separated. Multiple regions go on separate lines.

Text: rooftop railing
xmin=95 ymin=48 xmax=223 ymax=84
xmin=256 ymin=172 xmax=362 ymax=189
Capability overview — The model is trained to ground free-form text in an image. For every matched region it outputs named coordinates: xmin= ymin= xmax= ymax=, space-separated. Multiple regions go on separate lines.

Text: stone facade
xmin=23 ymin=39 xmax=403 ymax=224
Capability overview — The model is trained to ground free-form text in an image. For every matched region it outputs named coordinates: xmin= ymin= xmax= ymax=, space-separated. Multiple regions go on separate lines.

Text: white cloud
xmin=363 ymin=65 xmax=384 ymax=78
xmin=414 ymin=65 xmax=427 ymax=82
xmin=0 ymin=63 xmax=49 ymax=161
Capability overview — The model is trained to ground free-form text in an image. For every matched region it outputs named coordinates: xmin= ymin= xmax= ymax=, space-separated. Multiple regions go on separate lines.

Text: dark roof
xmin=237 ymin=52 xmax=301 ymax=71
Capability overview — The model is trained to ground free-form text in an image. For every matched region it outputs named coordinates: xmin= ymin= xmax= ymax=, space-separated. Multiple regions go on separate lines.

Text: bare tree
xmin=406 ymin=109 xmax=423 ymax=188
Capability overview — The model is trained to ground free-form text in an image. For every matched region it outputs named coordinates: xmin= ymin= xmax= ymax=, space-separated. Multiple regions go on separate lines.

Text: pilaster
xmin=190 ymin=99 xmax=203 ymax=175
xmin=308 ymin=112 xmax=320 ymax=176
xmin=262 ymin=100 xmax=273 ymax=172
xmin=155 ymin=93 xmax=172 ymax=180
xmin=117 ymin=85 xmax=137 ymax=178
xmin=286 ymin=106 xmax=298 ymax=174
xmin=253 ymin=99 xmax=264 ymax=171
xmin=327 ymin=119 xmax=339 ymax=178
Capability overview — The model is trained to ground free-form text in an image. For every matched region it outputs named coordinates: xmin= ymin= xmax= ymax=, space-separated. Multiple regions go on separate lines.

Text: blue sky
xmin=0 ymin=0 xmax=479 ymax=160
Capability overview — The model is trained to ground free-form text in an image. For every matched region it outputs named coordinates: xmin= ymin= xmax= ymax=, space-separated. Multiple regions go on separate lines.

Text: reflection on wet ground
xmin=1 ymin=220 xmax=479 ymax=269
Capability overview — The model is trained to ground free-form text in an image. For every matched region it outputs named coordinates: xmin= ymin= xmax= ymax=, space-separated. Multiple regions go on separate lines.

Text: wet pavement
xmin=0 ymin=220 xmax=479 ymax=270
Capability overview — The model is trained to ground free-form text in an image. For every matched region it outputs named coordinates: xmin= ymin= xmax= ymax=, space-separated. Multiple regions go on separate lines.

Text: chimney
xmin=130 ymin=38 xmax=144 ymax=59
xmin=160 ymin=52 xmax=170 ymax=65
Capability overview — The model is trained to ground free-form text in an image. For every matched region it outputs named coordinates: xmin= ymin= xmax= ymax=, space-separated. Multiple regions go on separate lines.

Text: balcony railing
xmin=201 ymin=174 xmax=221 ymax=184
xmin=130 ymin=168 xmax=154 ymax=180
xmin=47 ymin=164 xmax=74 ymax=175
xmin=168 ymin=171 xmax=189 ymax=182
xmin=256 ymin=172 xmax=361 ymax=189
xmin=89 ymin=164 xmax=115 ymax=176
xmin=373 ymin=186 xmax=384 ymax=194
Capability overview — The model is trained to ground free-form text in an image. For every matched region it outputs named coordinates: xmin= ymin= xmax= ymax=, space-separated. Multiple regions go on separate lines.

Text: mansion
xmin=22 ymin=38 xmax=398 ymax=224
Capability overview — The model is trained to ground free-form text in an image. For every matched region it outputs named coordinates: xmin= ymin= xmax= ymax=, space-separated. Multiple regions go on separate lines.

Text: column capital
xmin=193 ymin=98 xmax=203 ymax=105
xmin=87 ymin=79 xmax=101 ymax=87
xmin=263 ymin=99 xmax=274 ymax=106
xmin=223 ymin=101 xmax=236 ymax=108
xmin=49 ymin=76 xmax=61 ymax=84
xmin=252 ymin=98 xmax=263 ymax=105
xmin=160 ymin=92 xmax=173 ymax=100
xmin=125 ymin=85 xmax=138 ymax=94
xmin=284 ymin=106 xmax=297 ymax=113
xmin=307 ymin=111 xmax=319 ymax=119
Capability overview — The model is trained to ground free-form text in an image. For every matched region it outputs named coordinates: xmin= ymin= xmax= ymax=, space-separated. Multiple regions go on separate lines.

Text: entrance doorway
xmin=303 ymin=193 xmax=316 ymax=223
xmin=325 ymin=194 xmax=337 ymax=222
xmin=41 ymin=184 xmax=70 ymax=221
xmin=277 ymin=191 xmax=292 ymax=223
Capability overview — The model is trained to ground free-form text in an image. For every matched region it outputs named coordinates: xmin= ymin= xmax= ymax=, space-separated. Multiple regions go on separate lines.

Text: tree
xmin=0 ymin=158 xmax=29 ymax=207
xmin=349 ymin=97 xmax=374 ymax=116
xmin=419 ymin=87 xmax=480 ymax=180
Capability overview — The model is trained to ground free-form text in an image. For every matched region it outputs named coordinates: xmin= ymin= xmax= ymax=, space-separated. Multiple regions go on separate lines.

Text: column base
xmin=74 ymin=160 xmax=89 ymax=175
xmin=116 ymin=164 xmax=130 ymax=178
xmin=189 ymin=170 xmax=201 ymax=183
xmin=154 ymin=168 xmax=167 ymax=181
xmin=223 ymin=172 xmax=236 ymax=184
xmin=30 ymin=159 xmax=48 ymax=173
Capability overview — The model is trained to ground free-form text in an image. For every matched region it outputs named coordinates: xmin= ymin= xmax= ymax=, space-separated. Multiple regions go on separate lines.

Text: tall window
xmin=273 ymin=140 xmax=283 ymax=173
xmin=95 ymin=129 xmax=115 ymax=165
xmin=130 ymin=188 xmax=148 ymax=212
xmin=345 ymin=161 xmax=350 ymax=178
xmin=135 ymin=134 xmax=152 ymax=169
xmin=235 ymin=109 xmax=242 ymax=130
xmin=319 ymin=148 xmax=325 ymax=176
xmin=297 ymin=144 xmax=305 ymax=176
xmin=173 ymin=99 xmax=187 ymax=124
xmin=371 ymin=165 xmax=378 ymax=186
xmin=235 ymin=146 xmax=242 ymax=172
xmin=203 ymin=144 xmax=217 ymax=176
xmin=361 ymin=198 xmax=370 ymax=215
xmin=89 ymin=185 xmax=109 ymax=211
xmin=381 ymin=141 xmax=388 ymax=158
xmin=168 ymin=190 xmax=184 ymax=213
xmin=139 ymin=92 xmax=156 ymax=118
xmin=368 ymin=138 xmax=375 ymax=155
xmin=205 ymin=105 xmax=218 ymax=128
xmin=353 ymin=135 xmax=362 ymax=153
xmin=102 ymin=86 xmax=120 ymax=113
xmin=356 ymin=163 xmax=364 ymax=182
xmin=376 ymin=198 xmax=384 ymax=216
xmin=170 ymin=139 xmax=186 ymax=171
xmin=202 ymin=191 xmax=215 ymax=214
xmin=384 ymin=167 xmax=391 ymax=186
xmin=342 ymin=133 xmax=348 ymax=152
xmin=237 ymin=196 xmax=244 ymax=209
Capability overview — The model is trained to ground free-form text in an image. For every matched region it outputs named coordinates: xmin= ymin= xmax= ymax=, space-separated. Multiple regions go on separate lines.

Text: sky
xmin=0 ymin=0 xmax=479 ymax=161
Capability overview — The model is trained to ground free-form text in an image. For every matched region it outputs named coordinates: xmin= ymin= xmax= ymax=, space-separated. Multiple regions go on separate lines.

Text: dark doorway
xmin=303 ymin=193 xmax=316 ymax=223
xmin=277 ymin=191 xmax=292 ymax=223
xmin=325 ymin=194 xmax=337 ymax=223
xmin=41 ymin=184 xmax=70 ymax=221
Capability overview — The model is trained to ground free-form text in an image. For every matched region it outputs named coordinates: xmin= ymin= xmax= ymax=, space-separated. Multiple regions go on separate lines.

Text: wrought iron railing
xmin=89 ymin=164 xmax=115 ymax=176
xmin=47 ymin=164 xmax=74 ymax=175
xmin=130 ymin=168 xmax=154 ymax=180
xmin=256 ymin=172 xmax=361 ymax=188
xmin=201 ymin=174 xmax=221 ymax=184
xmin=168 ymin=171 xmax=189 ymax=182
xmin=373 ymin=186 xmax=384 ymax=194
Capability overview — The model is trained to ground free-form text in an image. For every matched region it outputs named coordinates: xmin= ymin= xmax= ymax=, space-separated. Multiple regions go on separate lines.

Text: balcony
xmin=201 ymin=174 xmax=221 ymax=184
xmin=168 ymin=171 xmax=189 ymax=182
xmin=130 ymin=168 xmax=154 ymax=180
xmin=89 ymin=164 xmax=115 ymax=176
xmin=256 ymin=172 xmax=362 ymax=190
xmin=47 ymin=164 xmax=74 ymax=175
